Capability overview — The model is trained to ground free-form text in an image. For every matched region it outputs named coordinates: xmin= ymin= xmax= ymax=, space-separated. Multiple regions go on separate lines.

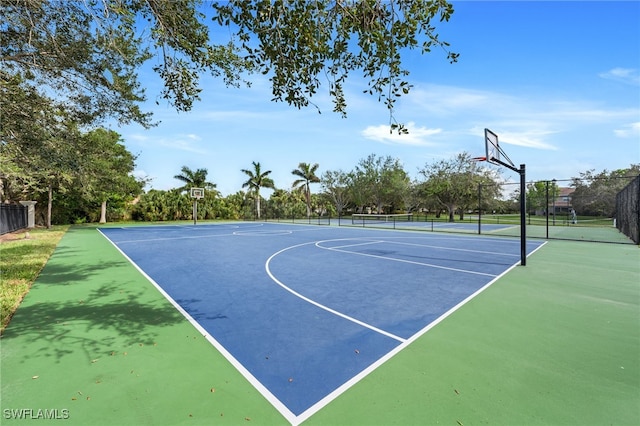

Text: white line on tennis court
xmin=294 ymin=243 xmax=542 ymax=424
xmin=232 ymin=230 xmax=293 ymax=236
xmin=265 ymin=241 xmax=407 ymax=344
xmin=328 ymin=240 xmax=385 ymax=250
xmin=113 ymin=232 xmax=240 ymax=244
xmin=315 ymin=239 xmax=498 ymax=277
xmin=382 ymin=239 xmax=520 ymax=257
xmin=325 ymin=237 xmax=519 ymax=257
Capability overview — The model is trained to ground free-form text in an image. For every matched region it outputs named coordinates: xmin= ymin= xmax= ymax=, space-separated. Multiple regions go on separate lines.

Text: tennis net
xmin=351 ymin=213 xmax=413 ymax=226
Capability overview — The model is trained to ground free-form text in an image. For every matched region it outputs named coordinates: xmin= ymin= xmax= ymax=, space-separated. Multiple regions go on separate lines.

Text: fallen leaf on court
xmin=210 ymin=388 xmax=215 ymax=393
xmin=244 ymin=417 xmax=251 ymax=421
xmin=288 ymin=378 xmax=293 ymax=382
xmin=354 ymin=349 xmax=360 ymax=354
xmin=454 ymin=389 xmax=460 ymax=395
xmin=457 ymin=421 xmax=464 ymax=426
xmin=32 ymin=375 xmax=39 ymax=379
xmin=91 ymin=359 xmax=99 ymax=363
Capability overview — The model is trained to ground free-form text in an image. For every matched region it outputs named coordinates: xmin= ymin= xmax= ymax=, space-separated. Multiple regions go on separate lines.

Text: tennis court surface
xmin=99 ymin=222 xmax=544 ymax=423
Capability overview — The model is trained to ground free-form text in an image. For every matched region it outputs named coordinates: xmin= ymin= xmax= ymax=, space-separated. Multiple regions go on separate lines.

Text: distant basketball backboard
xmin=485 ymin=128 xmax=500 ymax=165
xmin=190 ymin=188 xmax=204 ymax=199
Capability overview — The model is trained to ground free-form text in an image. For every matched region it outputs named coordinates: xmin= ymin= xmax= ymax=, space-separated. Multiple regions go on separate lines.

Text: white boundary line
xmin=109 ymin=223 xmax=270 ymax=244
xmin=296 ymin=239 xmax=549 ymax=423
xmin=115 ymin=232 xmax=238 ymax=244
xmin=378 ymin=238 xmax=520 ymax=257
xmin=97 ymin=229 xmax=299 ymax=425
xmin=316 ymin=238 xmax=498 ymax=278
xmin=264 ymin=241 xmax=406 ymax=343
xmin=98 ymin=226 xmax=548 ymax=426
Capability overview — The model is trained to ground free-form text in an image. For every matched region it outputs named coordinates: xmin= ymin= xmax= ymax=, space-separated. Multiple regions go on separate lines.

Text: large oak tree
xmin=2 ymin=0 xmax=457 ymax=128
xmin=418 ymin=152 xmax=500 ymax=222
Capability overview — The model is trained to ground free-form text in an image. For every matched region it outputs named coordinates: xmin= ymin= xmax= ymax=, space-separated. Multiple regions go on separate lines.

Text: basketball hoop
xmin=190 ymin=187 xmax=205 ymax=199
xmin=190 ymin=188 xmax=204 ymax=225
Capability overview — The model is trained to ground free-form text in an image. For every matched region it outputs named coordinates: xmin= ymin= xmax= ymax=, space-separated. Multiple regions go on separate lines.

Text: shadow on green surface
xmin=2 ymin=229 xmax=185 ymax=365
xmin=2 ymin=281 xmax=184 ymax=364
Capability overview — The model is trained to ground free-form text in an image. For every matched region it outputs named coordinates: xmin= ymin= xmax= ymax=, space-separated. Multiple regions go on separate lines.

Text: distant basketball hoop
xmin=190 ymin=188 xmax=204 ymax=225
xmin=190 ymin=187 xmax=204 ymax=199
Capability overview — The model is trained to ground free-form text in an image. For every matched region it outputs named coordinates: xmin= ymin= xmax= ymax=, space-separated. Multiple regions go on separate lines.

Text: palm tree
xmin=241 ymin=161 xmax=275 ymax=219
xmin=292 ymin=162 xmax=320 ymax=218
xmin=173 ymin=166 xmax=217 ymax=194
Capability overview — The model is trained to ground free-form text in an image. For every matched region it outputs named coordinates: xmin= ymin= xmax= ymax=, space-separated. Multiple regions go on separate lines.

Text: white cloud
xmin=498 ymin=130 xmax=559 ymax=151
xmin=614 ymin=122 xmax=640 ymax=138
xmin=404 ymin=83 xmax=639 ymax=155
xmin=468 ymin=126 xmax=558 ymax=151
xmin=127 ymin=133 xmax=150 ymax=142
xmin=408 ymin=85 xmax=495 ymax=116
xmin=599 ymin=68 xmax=640 ymax=86
xmin=156 ymin=137 xmax=207 ymax=154
xmin=203 ymin=110 xmax=273 ymax=121
xmin=361 ymin=122 xmax=442 ymax=145
xmin=129 ymin=132 xmax=207 ymax=154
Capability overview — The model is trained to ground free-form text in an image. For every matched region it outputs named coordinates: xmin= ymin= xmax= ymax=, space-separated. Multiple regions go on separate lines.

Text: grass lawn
xmin=0 ymin=226 xmax=69 ymax=333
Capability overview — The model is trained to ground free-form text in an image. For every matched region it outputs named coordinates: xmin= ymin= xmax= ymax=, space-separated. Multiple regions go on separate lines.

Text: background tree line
xmin=131 ymin=152 xmax=506 ymax=223
xmin=2 ymin=118 xmax=637 ymax=226
xmin=1 ymin=125 xmax=144 ymax=227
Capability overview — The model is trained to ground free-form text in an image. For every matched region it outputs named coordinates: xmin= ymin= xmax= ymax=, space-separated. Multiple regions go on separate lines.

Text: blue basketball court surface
xmin=99 ymin=222 xmax=545 ymax=424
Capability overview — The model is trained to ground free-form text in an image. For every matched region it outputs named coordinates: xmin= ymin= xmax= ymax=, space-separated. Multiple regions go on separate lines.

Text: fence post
xmin=19 ymin=201 xmax=37 ymax=228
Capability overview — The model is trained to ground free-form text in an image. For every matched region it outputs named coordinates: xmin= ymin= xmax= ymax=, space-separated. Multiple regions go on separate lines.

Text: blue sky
xmin=116 ymin=1 xmax=640 ymax=196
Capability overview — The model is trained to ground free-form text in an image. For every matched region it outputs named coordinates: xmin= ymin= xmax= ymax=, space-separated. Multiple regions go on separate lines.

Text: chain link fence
xmin=474 ymin=177 xmax=636 ymax=244
xmin=615 ymin=175 xmax=639 ymax=244
xmin=312 ymin=176 xmax=638 ymax=245
xmin=239 ymin=175 xmax=639 ymax=245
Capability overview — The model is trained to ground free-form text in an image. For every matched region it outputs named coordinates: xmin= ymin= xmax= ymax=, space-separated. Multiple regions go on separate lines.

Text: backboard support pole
xmin=193 ymin=199 xmax=198 ymax=226
xmin=484 ymin=128 xmax=527 ymax=266
xmin=519 ymin=164 xmax=526 ymax=266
